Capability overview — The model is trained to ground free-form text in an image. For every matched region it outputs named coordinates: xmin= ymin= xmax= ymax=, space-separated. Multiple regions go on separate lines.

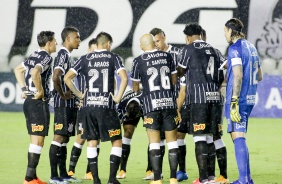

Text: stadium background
xmin=0 ymin=0 xmax=281 ymax=118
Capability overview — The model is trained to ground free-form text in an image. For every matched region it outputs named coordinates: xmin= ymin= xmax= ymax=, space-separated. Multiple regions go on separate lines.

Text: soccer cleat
xmin=62 ymin=176 xmax=82 ymax=183
xmin=143 ymin=170 xmax=154 ymax=180
xmin=176 ymin=170 xmax=188 ymax=181
xmin=150 ymin=180 xmax=162 ymax=184
xmin=215 ymin=175 xmax=229 ymax=184
xmin=36 ymin=177 xmax=48 ymax=184
xmin=192 ymin=178 xmax=209 ymax=184
xmin=49 ymin=177 xmax=68 ymax=184
xmin=116 ymin=170 xmax=126 ymax=179
xmin=68 ymin=171 xmax=75 ymax=177
xmin=23 ymin=179 xmax=38 ymax=184
xmin=170 ymin=178 xmax=178 ymax=184
xmin=230 ymin=180 xmax=243 ymax=184
xmin=84 ymin=172 xmax=93 ymax=180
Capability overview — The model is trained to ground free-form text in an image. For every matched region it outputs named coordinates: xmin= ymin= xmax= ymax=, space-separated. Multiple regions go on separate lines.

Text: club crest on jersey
xmin=31 ymin=124 xmax=44 ymax=132
xmin=144 ymin=117 xmax=154 ymax=124
xmin=68 ymin=123 xmax=74 ymax=132
xmin=109 ymin=129 xmax=121 ymax=137
xmin=193 ymin=123 xmax=206 ymax=131
xmin=55 ymin=123 xmax=63 ymax=131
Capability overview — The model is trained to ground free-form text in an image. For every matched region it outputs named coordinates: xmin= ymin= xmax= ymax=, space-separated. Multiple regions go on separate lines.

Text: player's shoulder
xmin=169 ymin=45 xmax=181 ymax=53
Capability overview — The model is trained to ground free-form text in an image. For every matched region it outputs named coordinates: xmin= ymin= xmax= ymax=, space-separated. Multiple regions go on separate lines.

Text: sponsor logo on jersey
xmin=109 ymin=129 xmax=121 ymax=137
xmin=141 ymin=52 xmax=167 ymax=60
xmin=144 ymin=117 xmax=154 ymax=124
xmin=31 ymin=124 xmax=44 ymax=132
xmin=193 ymin=123 xmax=206 ymax=131
xmin=206 ymin=92 xmax=220 ymax=101
xmin=55 ymin=123 xmax=63 ymax=131
xmin=235 ymin=121 xmax=246 ymax=129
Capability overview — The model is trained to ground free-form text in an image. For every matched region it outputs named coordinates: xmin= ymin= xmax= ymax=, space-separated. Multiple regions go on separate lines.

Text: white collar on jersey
xmin=193 ymin=40 xmax=204 ymax=43
xmin=94 ymin=49 xmax=107 ymax=52
xmin=144 ymin=49 xmax=158 ymax=53
xmin=165 ymin=45 xmax=172 ymax=52
xmin=37 ymin=49 xmax=48 ymax=53
xmin=61 ymin=47 xmax=71 ymax=54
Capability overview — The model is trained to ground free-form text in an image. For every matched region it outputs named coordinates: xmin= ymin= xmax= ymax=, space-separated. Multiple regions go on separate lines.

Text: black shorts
xmin=188 ymin=103 xmax=222 ymax=135
xmin=23 ymin=98 xmax=50 ymax=136
xmin=53 ymin=107 xmax=77 ymax=137
xmin=123 ymin=117 xmax=141 ymax=127
xmin=81 ymin=107 xmax=122 ymax=142
xmin=76 ymin=108 xmax=86 ymax=135
xmin=143 ymin=109 xmax=178 ymax=131
xmin=178 ymin=105 xmax=190 ymax=133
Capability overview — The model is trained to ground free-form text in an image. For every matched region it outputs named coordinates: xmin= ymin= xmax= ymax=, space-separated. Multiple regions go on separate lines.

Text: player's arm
xmin=31 ymin=65 xmax=44 ymax=99
xmin=53 ymin=69 xmax=71 ymax=100
xmin=14 ymin=63 xmax=27 ymax=98
xmin=258 ymin=67 xmax=263 ymax=81
xmin=232 ymin=65 xmax=242 ymax=97
xmin=171 ymin=73 xmax=177 ymax=85
xmin=111 ymin=69 xmax=128 ymax=103
xmin=64 ymin=70 xmax=83 ymax=99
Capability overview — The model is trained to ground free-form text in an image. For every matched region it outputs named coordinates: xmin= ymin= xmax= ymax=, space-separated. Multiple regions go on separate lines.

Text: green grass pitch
xmin=0 ymin=112 xmax=281 ymax=184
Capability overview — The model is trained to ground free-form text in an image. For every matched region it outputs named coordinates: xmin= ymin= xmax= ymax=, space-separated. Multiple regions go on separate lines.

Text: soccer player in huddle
xmin=224 ymin=18 xmax=262 ymax=184
xmin=177 ymin=23 xmax=224 ymax=184
xmin=150 ymin=28 xmax=188 ymax=182
xmin=201 ymin=29 xmax=229 ymax=184
xmin=14 ymin=30 xmax=57 ymax=184
xmin=67 ymin=38 xmax=99 ymax=180
xmin=64 ymin=31 xmax=128 ymax=184
xmin=116 ymin=90 xmax=143 ymax=179
xmin=131 ymin=34 xmax=179 ymax=184
xmin=49 ymin=26 xmax=81 ymax=184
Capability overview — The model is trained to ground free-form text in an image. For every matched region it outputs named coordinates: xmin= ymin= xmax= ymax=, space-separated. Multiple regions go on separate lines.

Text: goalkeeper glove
xmin=230 ymin=96 xmax=241 ymax=122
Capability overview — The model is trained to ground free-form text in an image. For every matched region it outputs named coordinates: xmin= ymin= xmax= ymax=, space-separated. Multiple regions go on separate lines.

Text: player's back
xmin=132 ymin=50 xmax=177 ymax=113
xmin=24 ymin=50 xmax=52 ymax=97
xmin=226 ymin=39 xmax=260 ymax=105
xmin=181 ymin=41 xmax=222 ymax=104
xmin=78 ymin=50 xmax=123 ymax=109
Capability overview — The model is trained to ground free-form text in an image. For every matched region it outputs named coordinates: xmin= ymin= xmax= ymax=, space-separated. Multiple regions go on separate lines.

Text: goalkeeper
xmin=224 ymin=18 xmax=262 ymax=184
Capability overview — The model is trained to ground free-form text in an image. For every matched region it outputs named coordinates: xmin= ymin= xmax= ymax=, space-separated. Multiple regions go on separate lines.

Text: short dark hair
xmin=126 ymin=100 xmax=141 ymax=119
xmin=96 ymin=32 xmax=113 ymax=45
xmin=37 ymin=31 xmax=55 ymax=47
xmin=150 ymin=28 xmax=166 ymax=36
xmin=61 ymin=26 xmax=79 ymax=42
xmin=88 ymin=38 xmax=97 ymax=48
xmin=183 ymin=23 xmax=202 ymax=36
xmin=225 ymin=18 xmax=245 ymax=38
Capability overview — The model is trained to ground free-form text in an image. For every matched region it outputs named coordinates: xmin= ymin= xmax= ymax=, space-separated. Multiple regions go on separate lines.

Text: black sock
xmin=207 ymin=142 xmax=216 ymax=179
xmin=25 ymin=152 xmax=40 ymax=181
xmin=168 ymin=148 xmax=178 ymax=178
xmin=195 ymin=141 xmax=208 ymax=182
xmin=216 ymin=147 xmax=227 ymax=178
xmin=49 ymin=144 xmax=61 ymax=178
xmin=86 ymin=147 xmax=100 ymax=174
xmin=88 ymin=157 xmax=100 ymax=183
xmin=160 ymin=145 xmax=165 ymax=173
xmin=59 ymin=145 xmax=68 ymax=177
xmin=109 ymin=154 xmax=121 ymax=182
xmin=178 ymin=145 xmax=186 ymax=172
xmin=149 ymin=149 xmax=162 ymax=180
xmin=86 ymin=163 xmax=90 ymax=173
xmin=69 ymin=145 xmax=82 ymax=173
xmin=120 ymin=144 xmax=130 ymax=172
xmin=146 ymin=145 xmax=152 ymax=171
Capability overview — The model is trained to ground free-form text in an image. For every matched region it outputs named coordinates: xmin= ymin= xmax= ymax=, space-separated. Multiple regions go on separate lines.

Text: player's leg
xmin=116 ymin=123 xmax=136 ymax=179
xmin=143 ymin=144 xmax=154 ymax=180
xmin=23 ymin=99 xmax=49 ymax=184
xmin=163 ymin=109 xmax=179 ymax=184
xmin=159 ymin=131 xmax=166 ymax=176
xmin=144 ymin=111 xmax=162 ymax=182
xmin=176 ymin=105 xmax=189 ymax=181
xmin=68 ymin=134 xmax=85 ymax=175
xmin=227 ymin=104 xmax=253 ymax=184
xmin=206 ymin=134 xmax=216 ymax=182
xmin=68 ymin=108 xmax=86 ymax=176
xmin=87 ymin=140 xmax=100 ymax=184
xmin=214 ymin=135 xmax=228 ymax=183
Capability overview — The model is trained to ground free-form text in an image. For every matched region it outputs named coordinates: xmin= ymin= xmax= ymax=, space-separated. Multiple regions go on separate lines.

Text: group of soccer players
xmin=14 ymin=17 xmax=262 ymax=184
